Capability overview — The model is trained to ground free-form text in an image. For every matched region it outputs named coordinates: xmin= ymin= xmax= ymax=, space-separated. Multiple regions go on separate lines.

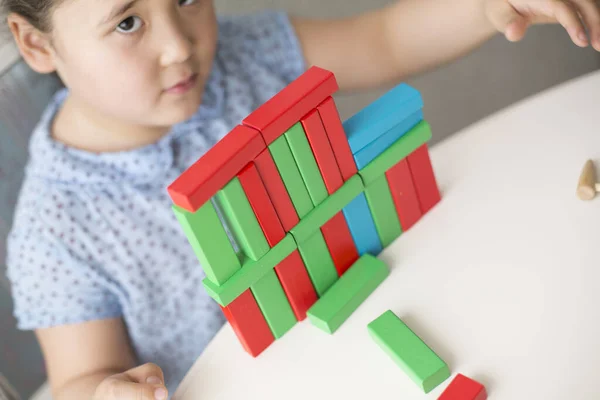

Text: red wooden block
xmin=168 ymin=125 xmax=265 ymax=212
xmin=301 ymin=109 xmax=344 ymax=194
xmin=386 ymin=159 xmax=422 ymax=231
xmin=274 ymin=250 xmax=318 ymax=321
xmin=243 ymin=66 xmax=338 ymax=145
xmin=407 ymin=143 xmax=441 ymax=214
xmin=320 ymin=212 xmax=359 ymax=276
xmin=317 ymin=96 xmax=358 ymax=181
xmin=254 ymin=149 xmax=300 ymax=232
xmin=221 ymin=290 xmax=275 ymax=357
xmin=238 ymin=163 xmax=285 ymax=247
xmin=438 ymin=374 xmax=487 ymax=400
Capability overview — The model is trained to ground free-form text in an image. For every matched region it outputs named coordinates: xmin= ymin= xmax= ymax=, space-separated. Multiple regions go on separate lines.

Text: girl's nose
xmin=159 ymin=21 xmax=193 ymax=66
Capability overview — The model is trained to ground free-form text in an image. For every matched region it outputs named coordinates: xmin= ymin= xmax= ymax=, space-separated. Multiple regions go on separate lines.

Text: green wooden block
xmin=364 ymin=175 xmax=403 ymax=247
xmin=307 ymin=254 xmax=388 ymax=334
xmin=297 ymin=231 xmax=339 ymax=297
xmin=173 ymin=203 xmax=241 ymax=286
xmin=269 ymin=135 xmax=314 ymax=219
xmin=202 ymin=235 xmax=297 ymax=306
xmin=251 ymin=270 xmax=297 ymax=338
xmin=290 ymin=175 xmax=364 ymax=243
xmin=216 ymin=177 xmax=270 ymax=261
xmin=285 ymin=122 xmax=328 ymax=206
xmin=359 ymin=120 xmax=432 ymax=185
xmin=367 ymin=310 xmax=450 ymax=393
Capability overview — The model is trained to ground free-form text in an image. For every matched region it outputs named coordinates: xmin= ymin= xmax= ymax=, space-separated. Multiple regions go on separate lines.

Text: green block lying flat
xmin=367 ymin=310 xmax=450 ymax=393
xmin=217 ymin=177 xmax=270 ymax=261
xmin=285 ymin=122 xmax=329 ymax=206
xmin=364 ymin=175 xmax=402 ymax=247
xmin=251 ymin=270 xmax=297 ymax=339
xmin=297 ymin=231 xmax=339 ymax=297
xmin=290 ymin=175 xmax=364 ymax=243
xmin=203 ymin=235 xmax=297 ymax=306
xmin=173 ymin=203 xmax=241 ymax=286
xmin=307 ymin=254 xmax=389 ymax=334
xmin=269 ymin=135 xmax=314 ymax=219
xmin=359 ymin=120 xmax=432 ymax=185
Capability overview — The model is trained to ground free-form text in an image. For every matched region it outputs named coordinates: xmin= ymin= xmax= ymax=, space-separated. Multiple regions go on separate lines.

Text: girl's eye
xmin=179 ymin=0 xmax=196 ymax=6
xmin=116 ymin=16 xmax=143 ymax=33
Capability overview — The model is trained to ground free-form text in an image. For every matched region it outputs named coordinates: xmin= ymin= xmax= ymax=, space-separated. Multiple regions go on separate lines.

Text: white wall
xmin=0 ymin=42 xmax=19 ymax=75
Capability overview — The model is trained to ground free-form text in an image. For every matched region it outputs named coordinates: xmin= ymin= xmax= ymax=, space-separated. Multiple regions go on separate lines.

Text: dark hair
xmin=2 ymin=0 xmax=61 ymax=32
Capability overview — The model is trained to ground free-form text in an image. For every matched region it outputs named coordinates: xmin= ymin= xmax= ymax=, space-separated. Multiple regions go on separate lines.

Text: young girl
xmin=3 ymin=0 xmax=598 ymax=398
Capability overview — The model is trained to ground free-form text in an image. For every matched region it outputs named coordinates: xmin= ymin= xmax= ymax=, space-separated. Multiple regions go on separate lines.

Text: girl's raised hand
xmin=484 ymin=0 xmax=600 ymax=50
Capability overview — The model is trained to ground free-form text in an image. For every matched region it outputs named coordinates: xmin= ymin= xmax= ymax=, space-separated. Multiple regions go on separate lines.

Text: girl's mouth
xmin=165 ymin=73 xmax=198 ymax=94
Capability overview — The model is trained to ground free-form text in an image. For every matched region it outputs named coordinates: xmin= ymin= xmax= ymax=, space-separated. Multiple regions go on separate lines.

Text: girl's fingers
xmin=505 ymin=16 xmax=531 ymax=41
xmin=550 ymin=0 xmax=588 ymax=46
xmin=97 ymin=378 xmax=168 ymax=400
xmin=571 ymin=0 xmax=600 ymax=50
xmin=122 ymin=362 xmax=166 ymax=385
xmin=485 ymin=0 xmax=530 ymax=41
xmin=486 ymin=0 xmax=600 ymax=48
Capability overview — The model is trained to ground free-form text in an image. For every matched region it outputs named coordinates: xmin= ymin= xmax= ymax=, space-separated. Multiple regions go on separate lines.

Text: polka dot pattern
xmin=5 ymin=10 xmax=306 ymax=392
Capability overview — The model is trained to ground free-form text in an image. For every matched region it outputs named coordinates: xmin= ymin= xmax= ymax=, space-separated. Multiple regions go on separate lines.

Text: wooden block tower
xmin=167 ymin=66 xmax=440 ymax=357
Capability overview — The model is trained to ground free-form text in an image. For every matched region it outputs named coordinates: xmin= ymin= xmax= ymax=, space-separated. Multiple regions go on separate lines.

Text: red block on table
xmin=168 ymin=125 xmax=265 ymax=212
xmin=386 ymin=158 xmax=422 ymax=231
xmin=254 ymin=149 xmax=300 ymax=232
xmin=243 ymin=66 xmax=338 ymax=145
xmin=438 ymin=374 xmax=487 ymax=400
xmin=238 ymin=163 xmax=285 ymax=247
xmin=274 ymin=250 xmax=318 ymax=321
xmin=407 ymin=143 xmax=441 ymax=214
xmin=317 ymin=96 xmax=358 ymax=181
xmin=301 ymin=108 xmax=344 ymax=194
xmin=320 ymin=212 xmax=359 ymax=276
xmin=221 ymin=290 xmax=274 ymax=357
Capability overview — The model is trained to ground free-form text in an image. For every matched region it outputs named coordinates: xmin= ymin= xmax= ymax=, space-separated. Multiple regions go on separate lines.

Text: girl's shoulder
xmin=184 ymin=10 xmax=307 ymax=133
xmin=215 ymin=10 xmax=307 ymax=84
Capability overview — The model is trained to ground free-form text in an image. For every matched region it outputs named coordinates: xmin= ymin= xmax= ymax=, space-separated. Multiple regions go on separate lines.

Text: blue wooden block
xmin=342 ymin=193 xmax=383 ymax=256
xmin=343 ymin=83 xmax=423 ymax=154
xmin=353 ymin=109 xmax=423 ymax=169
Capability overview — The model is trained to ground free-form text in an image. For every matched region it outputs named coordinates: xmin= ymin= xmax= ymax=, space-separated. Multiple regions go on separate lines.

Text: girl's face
xmin=49 ymin=0 xmax=217 ymax=127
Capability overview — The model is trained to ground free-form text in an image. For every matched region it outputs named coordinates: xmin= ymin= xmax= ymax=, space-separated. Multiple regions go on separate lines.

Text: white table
xmin=173 ymin=70 xmax=600 ymax=400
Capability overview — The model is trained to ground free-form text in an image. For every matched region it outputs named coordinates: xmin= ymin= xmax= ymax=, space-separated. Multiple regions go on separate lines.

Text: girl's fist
xmin=93 ymin=363 xmax=168 ymax=400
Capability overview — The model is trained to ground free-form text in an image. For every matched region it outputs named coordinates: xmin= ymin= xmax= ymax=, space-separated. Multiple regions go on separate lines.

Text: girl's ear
xmin=7 ymin=13 xmax=57 ymax=74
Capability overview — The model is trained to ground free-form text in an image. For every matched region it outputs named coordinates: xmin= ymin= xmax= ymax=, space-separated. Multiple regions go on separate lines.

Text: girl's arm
xmin=291 ymin=0 xmax=494 ymax=91
xmin=292 ymin=0 xmax=600 ymax=92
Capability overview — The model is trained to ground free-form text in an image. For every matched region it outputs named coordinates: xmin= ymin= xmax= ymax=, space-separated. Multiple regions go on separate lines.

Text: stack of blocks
xmin=167 ymin=66 xmax=441 ymax=357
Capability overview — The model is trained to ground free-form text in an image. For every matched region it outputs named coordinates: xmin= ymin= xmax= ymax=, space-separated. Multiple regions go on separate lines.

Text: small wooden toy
xmin=577 ymin=159 xmax=600 ymax=200
xmin=438 ymin=373 xmax=487 ymax=400
xmin=367 ymin=310 xmax=450 ymax=393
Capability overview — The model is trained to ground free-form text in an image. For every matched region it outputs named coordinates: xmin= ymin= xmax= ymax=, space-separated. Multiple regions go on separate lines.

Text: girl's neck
xmin=51 ymin=93 xmax=171 ymax=154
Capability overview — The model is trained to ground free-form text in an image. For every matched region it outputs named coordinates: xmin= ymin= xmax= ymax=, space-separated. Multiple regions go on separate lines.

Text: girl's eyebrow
xmin=99 ymin=0 xmax=140 ymax=26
